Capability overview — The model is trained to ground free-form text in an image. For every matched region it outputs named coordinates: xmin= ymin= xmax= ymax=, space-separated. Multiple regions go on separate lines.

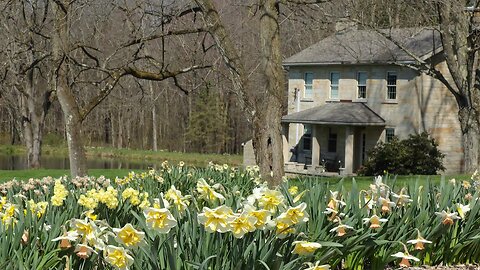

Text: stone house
xmin=244 ymin=26 xmax=463 ymax=175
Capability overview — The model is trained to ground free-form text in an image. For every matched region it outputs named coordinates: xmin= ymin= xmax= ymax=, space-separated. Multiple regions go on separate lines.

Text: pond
xmin=0 ymin=154 xmax=159 ymax=170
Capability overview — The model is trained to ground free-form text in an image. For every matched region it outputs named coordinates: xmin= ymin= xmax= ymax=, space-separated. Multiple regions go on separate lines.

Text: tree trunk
xmin=254 ymin=0 xmax=285 ymax=186
xmin=52 ymin=0 xmax=88 ymax=177
xmin=151 ymin=82 xmax=158 ymax=151
xmin=459 ymin=106 xmax=480 ymax=172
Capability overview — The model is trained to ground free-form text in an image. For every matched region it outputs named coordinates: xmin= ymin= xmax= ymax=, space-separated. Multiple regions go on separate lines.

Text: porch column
xmin=344 ymin=126 xmax=354 ymax=174
xmin=282 ymin=124 xmax=290 ymax=163
xmin=311 ymin=125 xmax=320 ymax=166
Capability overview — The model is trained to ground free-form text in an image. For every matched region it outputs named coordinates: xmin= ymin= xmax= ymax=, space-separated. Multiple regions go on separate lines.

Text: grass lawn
xmin=0 ymin=169 xmax=137 ymax=182
xmin=0 ymin=145 xmax=243 ymax=167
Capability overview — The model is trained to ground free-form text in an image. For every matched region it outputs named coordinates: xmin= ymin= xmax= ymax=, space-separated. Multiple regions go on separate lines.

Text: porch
xmin=281 ymin=102 xmax=385 ymax=176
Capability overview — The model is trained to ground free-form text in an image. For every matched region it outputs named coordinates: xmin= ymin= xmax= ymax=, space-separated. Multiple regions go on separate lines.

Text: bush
xmin=358 ymin=132 xmax=445 ymax=176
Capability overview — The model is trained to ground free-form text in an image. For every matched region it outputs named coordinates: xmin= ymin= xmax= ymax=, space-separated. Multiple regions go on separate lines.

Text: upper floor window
xmin=330 ymin=72 xmax=340 ymax=99
xmin=303 ymin=124 xmax=312 ymax=150
xmin=357 ymin=72 xmax=367 ymax=99
xmin=385 ymin=128 xmax=395 ymax=142
xmin=387 ymin=72 xmax=397 ymax=100
xmin=304 ymin=72 xmax=313 ymax=99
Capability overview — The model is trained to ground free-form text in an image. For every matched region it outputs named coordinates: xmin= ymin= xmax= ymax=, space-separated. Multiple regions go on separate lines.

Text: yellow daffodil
xmin=143 ymin=207 xmax=177 ymax=233
xmin=407 ymin=229 xmax=432 ymax=250
xmin=197 ymin=178 xmax=225 ymax=203
xmin=165 ymin=185 xmax=190 ymax=214
xmin=258 ymin=189 xmax=285 ymax=213
xmin=462 ymin=180 xmax=471 ymax=189
xmin=305 ymin=261 xmax=330 ymax=270
xmin=198 ymin=205 xmax=234 ymax=233
xmin=244 ymin=205 xmax=271 ymax=230
xmin=435 ymin=210 xmax=461 ymax=225
xmin=229 ymin=212 xmax=257 ymax=238
xmin=456 ymin=203 xmax=471 ymax=219
xmin=84 ymin=210 xmax=97 ymax=221
xmin=277 ymin=202 xmax=309 ymax=225
xmin=51 ymin=180 xmax=68 ymax=206
xmin=113 ymin=223 xmax=145 ymax=247
xmin=362 ymin=214 xmax=388 ymax=229
xmin=292 ymin=241 xmax=322 ymax=256
xmin=288 ymin=186 xmax=299 ymax=196
xmin=274 ymin=219 xmax=296 ymax=238
xmin=105 ymin=245 xmax=134 ymax=270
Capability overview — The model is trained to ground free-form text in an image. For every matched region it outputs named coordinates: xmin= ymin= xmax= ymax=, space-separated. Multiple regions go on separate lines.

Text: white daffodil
xmin=407 ymin=229 xmax=432 ymax=250
xmin=362 ymin=214 xmax=388 ymax=229
xmin=435 ymin=210 xmax=461 ymax=225
xmin=392 ymin=251 xmax=420 ymax=268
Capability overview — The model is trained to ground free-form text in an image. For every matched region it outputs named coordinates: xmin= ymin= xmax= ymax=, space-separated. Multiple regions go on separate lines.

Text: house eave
xmin=281 ymin=119 xmax=386 ymax=126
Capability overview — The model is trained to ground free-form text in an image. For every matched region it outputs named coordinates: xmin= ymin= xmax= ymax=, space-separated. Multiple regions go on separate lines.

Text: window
xmin=328 ymin=130 xmax=337 ymax=152
xmin=304 ymin=72 xmax=313 ymax=98
xmin=303 ymin=124 xmax=312 ymax=150
xmin=330 ymin=72 xmax=340 ymax=99
xmin=387 ymin=72 xmax=397 ymax=100
xmin=357 ymin=72 xmax=367 ymax=99
xmin=385 ymin=128 xmax=395 ymax=142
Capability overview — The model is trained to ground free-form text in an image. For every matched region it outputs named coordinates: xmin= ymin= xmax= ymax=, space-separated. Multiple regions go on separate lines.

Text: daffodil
xmin=274 ymin=219 xmax=296 ymax=238
xmin=327 ymin=191 xmax=346 ymax=210
xmin=75 ymin=244 xmax=96 ymax=259
xmin=197 ymin=178 xmax=225 ymax=203
xmin=392 ymin=248 xmax=420 ymax=268
xmin=143 ymin=207 xmax=177 ymax=233
xmin=329 ymin=224 xmax=353 ymax=237
xmin=51 ymin=180 xmax=68 ymax=206
xmin=113 ymin=223 xmax=145 ymax=247
xmin=52 ymin=231 xmax=79 ymax=249
xmin=229 ymin=212 xmax=257 ymax=238
xmin=323 ymin=207 xmax=339 ymax=221
xmin=105 ymin=245 xmax=134 ymax=270
xmin=392 ymin=191 xmax=413 ymax=207
xmin=456 ymin=203 xmax=471 ymax=219
xmin=304 ymin=261 xmax=330 ymax=270
xmin=198 ymin=205 xmax=234 ymax=233
xmin=291 ymin=241 xmax=322 ymax=256
xmin=288 ymin=186 xmax=299 ymax=196
xmin=244 ymin=205 xmax=271 ymax=230
xmin=435 ymin=210 xmax=461 ymax=225
xmin=164 ymin=185 xmax=190 ymax=214
xmin=462 ymin=180 xmax=472 ymax=189
xmin=407 ymin=229 xmax=432 ymax=250
xmin=378 ymin=197 xmax=395 ymax=214
xmin=362 ymin=214 xmax=388 ymax=229
xmin=277 ymin=202 xmax=309 ymax=224
xmin=258 ymin=189 xmax=285 ymax=212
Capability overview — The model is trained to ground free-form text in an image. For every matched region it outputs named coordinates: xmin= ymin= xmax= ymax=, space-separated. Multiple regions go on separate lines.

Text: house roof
xmin=282 ymin=102 xmax=386 ymax=126
xmin=284 ymin=28 xmax=442 ymax=66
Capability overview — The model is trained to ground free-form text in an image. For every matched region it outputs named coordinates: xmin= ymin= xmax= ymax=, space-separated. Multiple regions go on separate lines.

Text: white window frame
xmin=385 ymin=128 xmax=395 ymax=142
xmin=304 ymin=72 xmax=314 ymax=99
xmin=386 ymin=71 xmax=397 ymax=100
xmin=357 ymin=71 xmax=367 ymax=99
xmin=330 ymin=72 xmax=340 ymax=100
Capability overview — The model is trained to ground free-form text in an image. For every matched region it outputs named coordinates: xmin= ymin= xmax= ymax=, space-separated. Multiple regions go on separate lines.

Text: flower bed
xmin=0 ymin=162 xmax=479 ymax=269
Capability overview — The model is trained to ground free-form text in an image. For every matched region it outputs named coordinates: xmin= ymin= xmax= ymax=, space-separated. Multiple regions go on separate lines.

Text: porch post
xmin=344 ymin=126 xmax=354 ymax=174
xmin=282 ymin=124 xmax=290 ymax=163
xmin=311 ymin=125 xmax=320 ymax=166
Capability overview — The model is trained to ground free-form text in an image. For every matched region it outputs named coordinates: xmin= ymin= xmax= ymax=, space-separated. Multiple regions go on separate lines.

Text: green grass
xmin=0 ymin=169 xmax=137 ymax=182
xmin=292 ymin=173 xmax=471 ymax=191
xmin=0 ymin=144 xmax=243 ymax=166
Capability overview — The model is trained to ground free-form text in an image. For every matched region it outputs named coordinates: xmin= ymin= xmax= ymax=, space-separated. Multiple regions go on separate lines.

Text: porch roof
xmin=282 ymin=103 xmax=386 ymax=126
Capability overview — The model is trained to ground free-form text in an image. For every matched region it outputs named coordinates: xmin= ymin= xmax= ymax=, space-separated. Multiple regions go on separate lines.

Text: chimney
xmin=335 ymin=18 xmax=357 ymax=34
